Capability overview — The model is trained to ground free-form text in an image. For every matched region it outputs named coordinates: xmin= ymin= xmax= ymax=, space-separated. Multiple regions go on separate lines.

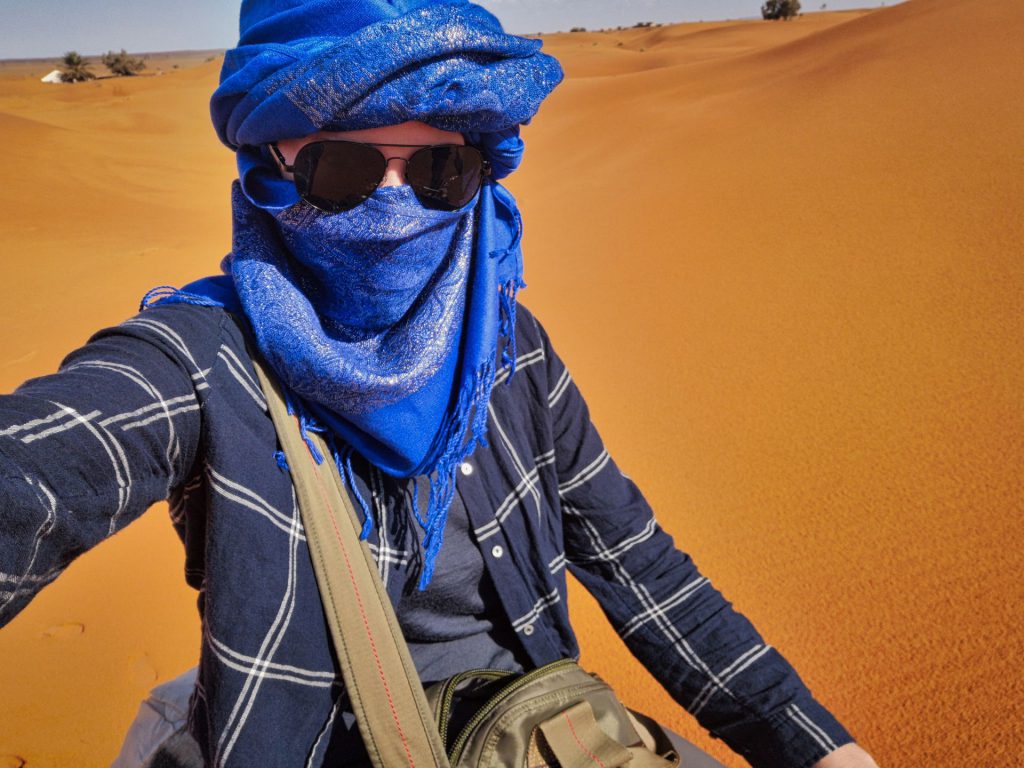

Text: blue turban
xmin=210 ymin=0 xmax=563 ymax=210
xmin=146 ymin=0 xmax=565 ymax=588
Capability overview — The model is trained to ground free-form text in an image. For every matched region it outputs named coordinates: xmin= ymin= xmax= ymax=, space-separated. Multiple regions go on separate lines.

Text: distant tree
xmin=101 ymin=49 xmax=146 ymax=77
xmin=58 ymin=51 xmax=95 ymax=83
xmin=633 ymin=21 xmax=655 ymax=28
xmin=570 ymin=26 xmax=587 ymax=32
xmin=761 ymin=0 xmax=802 ymax=20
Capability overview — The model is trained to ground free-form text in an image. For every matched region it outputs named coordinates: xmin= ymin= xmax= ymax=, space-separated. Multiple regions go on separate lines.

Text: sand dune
xmin=1 ymin=2 xmax=1022 ymax=765
xmin=0 ymin=111 xmax=68 ymax=135
xmin=541 ymin=10 xmax=874 ymax=77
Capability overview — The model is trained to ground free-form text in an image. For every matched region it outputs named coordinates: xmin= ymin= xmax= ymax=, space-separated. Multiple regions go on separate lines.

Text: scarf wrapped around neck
xmin=144 ymin=0 xmax=563 ymax=587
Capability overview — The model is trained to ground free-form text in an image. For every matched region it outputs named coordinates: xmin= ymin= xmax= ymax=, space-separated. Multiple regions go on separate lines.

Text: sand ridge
xmin=1 ymin=1 xmax=1022 ymax=765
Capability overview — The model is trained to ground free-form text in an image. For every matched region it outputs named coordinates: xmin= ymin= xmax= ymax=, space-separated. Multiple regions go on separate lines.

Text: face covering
xmin=262 ymin=185 xmax=475 ymax=419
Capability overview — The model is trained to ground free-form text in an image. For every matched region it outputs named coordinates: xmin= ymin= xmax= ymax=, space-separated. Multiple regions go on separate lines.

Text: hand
xmin=812 ymin=742 xmax=880 ymax=768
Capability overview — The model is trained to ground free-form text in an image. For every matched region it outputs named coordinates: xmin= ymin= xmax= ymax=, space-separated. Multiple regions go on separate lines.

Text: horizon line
xmin=0 ymin=7 xmax=885 ymax=64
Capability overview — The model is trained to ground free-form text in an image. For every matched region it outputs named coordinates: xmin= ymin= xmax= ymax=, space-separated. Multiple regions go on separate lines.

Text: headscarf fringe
xmin=281 ymin=389 xmax=325 ymax=465
xmin=413 ymin=357 xmax=496 ymax=589
xmin=140 ymin=285 xmax=225 ymax=313
xmin=274 ymin=450 xmax=290 ymax=472
xmin=498 ymin=275 xmax=526 ymax=379
xmin=335 ymin=442 xmax=375 ymax=540
xmin=409 ymin=475 xmax=428 ymax=529
xmin=282 ymin=398 xmax=379 ymax=540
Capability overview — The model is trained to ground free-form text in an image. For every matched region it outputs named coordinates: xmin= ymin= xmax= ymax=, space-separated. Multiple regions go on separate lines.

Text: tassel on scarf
xmin=412 ymin=358 xmax=496 ymax=588
xmin=140 ymin=285 xmax=224 ymax=312
xmin=498 ymin=275 xmax=527 ymax=378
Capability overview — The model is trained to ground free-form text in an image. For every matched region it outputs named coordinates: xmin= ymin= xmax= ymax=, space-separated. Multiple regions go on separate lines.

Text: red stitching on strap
xmin=304 ymin=425 xmax=417 ymax=767
xmin=563 ymin=710 xmax=607 ymax=768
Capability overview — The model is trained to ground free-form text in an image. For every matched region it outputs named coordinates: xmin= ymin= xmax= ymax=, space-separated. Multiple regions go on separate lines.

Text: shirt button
xmin=522 ymin=624 xmax=535 ymax=636
xmin=491 ymin=545 xmax=504 ymax=559
xmin=460 ymin=462 xmax=474 ymax=476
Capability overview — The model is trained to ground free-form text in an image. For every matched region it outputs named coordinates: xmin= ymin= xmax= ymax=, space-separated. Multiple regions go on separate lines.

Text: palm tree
xmin=58 ymin=51 xmax=95 ymax=83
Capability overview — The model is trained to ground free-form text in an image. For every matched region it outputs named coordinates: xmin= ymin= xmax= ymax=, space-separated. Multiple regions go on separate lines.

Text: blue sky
xmin=1 ymin=0 xmax=900 ymax=60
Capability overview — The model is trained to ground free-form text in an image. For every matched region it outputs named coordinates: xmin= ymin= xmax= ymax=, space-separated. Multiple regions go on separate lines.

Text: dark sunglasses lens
xmin=406 ymin=145 xmax=484 ymax=210
xmin=294 ymin=142 xmax=386 ymax=212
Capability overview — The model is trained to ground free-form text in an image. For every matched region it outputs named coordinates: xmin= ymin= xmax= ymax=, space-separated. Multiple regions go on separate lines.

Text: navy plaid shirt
xmin=0 ymin=300 xmax=854 ymax=767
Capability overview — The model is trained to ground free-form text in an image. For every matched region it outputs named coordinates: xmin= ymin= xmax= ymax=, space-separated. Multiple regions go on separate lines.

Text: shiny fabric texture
xmin=211 ymin=2 xmax=561 ymax=146
xmin=261 ymin=186 xmax=475 ymax=417
xmin=170 ymin=0 xmax=564 ymax=586
xmin=210 ymin=0 xmax=563 ymax=212
xmin=227 ymin=181 xmax=479 ymax=467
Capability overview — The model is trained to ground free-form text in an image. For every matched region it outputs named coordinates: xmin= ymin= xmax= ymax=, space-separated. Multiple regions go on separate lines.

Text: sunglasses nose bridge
xmin=379 ymin=155 xmax=413 ymax=186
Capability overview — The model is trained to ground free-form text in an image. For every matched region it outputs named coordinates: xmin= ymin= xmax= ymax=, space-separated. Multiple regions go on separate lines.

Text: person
xmin=0 ymin=1 xmax=880 ymax=767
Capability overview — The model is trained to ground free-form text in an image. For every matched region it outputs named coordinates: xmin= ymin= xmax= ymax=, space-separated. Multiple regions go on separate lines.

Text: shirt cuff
xmin=708 ymin=695 xmax=856 ymax=768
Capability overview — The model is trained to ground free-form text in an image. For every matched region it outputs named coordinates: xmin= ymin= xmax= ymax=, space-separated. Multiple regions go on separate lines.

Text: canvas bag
xmin=251 ymin=354 xmax=699 ymax=768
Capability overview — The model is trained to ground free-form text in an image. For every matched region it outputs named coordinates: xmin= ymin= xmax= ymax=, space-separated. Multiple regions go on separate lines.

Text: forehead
xmin=293 ymin=121 xmax=466 ymax=147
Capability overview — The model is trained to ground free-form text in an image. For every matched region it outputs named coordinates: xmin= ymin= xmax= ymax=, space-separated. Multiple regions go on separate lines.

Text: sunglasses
xmin=270 ymin=140 xmax=492 ymax=213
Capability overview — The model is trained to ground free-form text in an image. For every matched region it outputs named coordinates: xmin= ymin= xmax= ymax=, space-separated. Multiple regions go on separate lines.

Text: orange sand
xmin=1 ymin=1 xmax=1022 ymax=765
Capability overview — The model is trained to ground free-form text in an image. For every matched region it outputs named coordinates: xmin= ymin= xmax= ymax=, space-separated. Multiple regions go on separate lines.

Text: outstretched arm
xmin=0 ymin=305 xmax=213 ymax=627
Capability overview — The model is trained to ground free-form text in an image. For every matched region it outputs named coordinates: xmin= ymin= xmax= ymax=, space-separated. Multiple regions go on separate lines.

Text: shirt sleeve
xmin=534 ymin=316 xmax=856 ymax=768
xmin=0 ymin=305 xmax=213 ymax=629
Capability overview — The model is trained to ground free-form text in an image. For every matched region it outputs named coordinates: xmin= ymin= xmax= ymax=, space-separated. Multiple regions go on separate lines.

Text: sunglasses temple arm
xmin=269 ymin=143 xmax=295 ymax=173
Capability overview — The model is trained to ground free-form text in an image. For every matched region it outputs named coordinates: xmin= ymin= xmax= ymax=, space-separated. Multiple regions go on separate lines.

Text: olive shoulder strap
xmin=251 ymin=355 xmax=451 ymax=768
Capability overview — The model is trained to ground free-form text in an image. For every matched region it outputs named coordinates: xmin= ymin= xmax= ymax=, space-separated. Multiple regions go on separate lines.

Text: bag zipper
xmin=448 ymin=658 xmax=579 ymax=763
xmin=436 ymin=668 xmax=516 ymax=748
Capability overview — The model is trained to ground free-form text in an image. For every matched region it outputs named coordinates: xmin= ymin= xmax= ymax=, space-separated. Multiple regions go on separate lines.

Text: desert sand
xmin=1 ymin=0 xmax=1022 ymax=765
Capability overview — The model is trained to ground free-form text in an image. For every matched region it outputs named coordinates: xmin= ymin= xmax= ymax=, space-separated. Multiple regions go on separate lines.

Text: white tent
xmin=41 ymin=69 xmax=63 ymax=84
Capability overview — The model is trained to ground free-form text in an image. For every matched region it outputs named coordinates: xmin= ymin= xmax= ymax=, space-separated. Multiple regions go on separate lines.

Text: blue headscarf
xmin=146 ymin=0 xmax=563 ymax=587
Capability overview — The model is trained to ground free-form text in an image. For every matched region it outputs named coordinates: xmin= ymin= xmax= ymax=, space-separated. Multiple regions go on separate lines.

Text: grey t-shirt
xmin=398 ymin=474 xmax=525 ymax=683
